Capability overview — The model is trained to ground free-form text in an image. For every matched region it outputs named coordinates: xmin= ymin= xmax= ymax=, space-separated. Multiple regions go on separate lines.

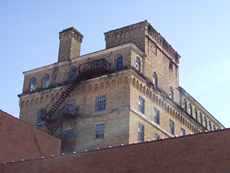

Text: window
xmin=204 ymin=116 xmax=208 ymax=128
xmin=36 ymin=109 xmax=46 ymax=128
xmin=183 ymin=99 xmax=187 ymax=112
xmin=199 ymin=112 xmax=203 ymax=125
xmin=181 ymin=128 xmax=186 ymax=136
xmin=213 ymin=125 xmax=216 ymax=131
xmin=189 ymin=103 xmax=193 ymax=116
xmin=62 ymin=128 xmax=76 ymax=152
xmin=169 ymin=119 xmax=175 ymax=135
xmin=138 ymin=96 xmax=145 ymax=114
xmin=154 ymin=133 xmax=160 ymax=140
xmin=116 ymin=55 xmax=123 ymax=70
xmin=152 ymin=72 xmax=158 ymax=88
xmin=135 ymin=57 xmax=142 ymax=72
xmin=169 ymin=87 xmax=174 ymax=100
xmin=68 ymin=65 xmax=78 ymax=81
xmin=209 ymin=121 xmax=212 ymax=131
xmin=29 ymin=77 xmax=37 ymax=92
xmin=138 ymin=123 xmax=145 ymax=142
xmin=42 ymin=74 xmax=50 ymax=88
xmin=95 ymin=96 xmax=106 ymax=112
xmin=195 ymin=109 xmax=198 ymax=120
xmin=169 ymin=61 xmax=173 ymax=71
xmin=96 ymin=123 xmax=105 ymax=139
xmin=153 ymin=108 xmax=160 ymax=125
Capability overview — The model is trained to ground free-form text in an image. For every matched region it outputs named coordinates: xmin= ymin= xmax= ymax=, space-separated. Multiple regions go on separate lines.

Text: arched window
xmin=42 ymin=74 xmax=50 ymax=88
xmin=68 ymin=65 xmax=78 ymax=81
xmin=29 ymin=77 xmax=37 ymax=92
xmin=116 ymin=55 xmax=123 ymax=70
xmin=169 ymin=87 xmax=174 ymax=100
xmin=135 ymin=57 xmax=141 ymax=72
xmin=152 ymin=72 xmax=158 ymax=88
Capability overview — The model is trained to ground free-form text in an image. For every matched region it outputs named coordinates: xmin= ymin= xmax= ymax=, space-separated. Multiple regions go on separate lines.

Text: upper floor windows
xmin=169 ymin=87 xmax=174 ymax=100
xmin=213 ymin=125 xmax=216 ymax=131
xmin=96 ymin=123 xmax=105 ymax=139
xmin=29 ymin=77 xmax=37 ymax=92
xmin=36 ymin=109 xmax=46 ymax=128
xmin=41 ymin=74 xmax=50 ymax=88
xmin=195 ymin=109 xmax=198 ymax=120
xmin=183 ymin=99 xmax=188 ymax=112
xmin=68 ymin=65 xmax=78 ymax=81
xmin=138 ymin=123 xmax=145 ymax=142
xmin=116 ymin=55 xmax=124 ymax=70
xmin=152 ymin=72 xmax=158 ymax=88
xmin=138 ymin=96 xmax=145 ymax=114
xmin=199 ymin=112 xmax=203 ymax=125
xmin=153 ymin=108 xmax=160 ymax=125
xmin=154 ymin=133 xmax=160 ymax=140
xmin=135 ymin=56 xmax=142 ymax=72
xmin=209 ymin=121 xmax=212 ymax=130
xmin=204 ymin=116 xmax=208 ymax=128
xmin=169 ymin=119 xmax=175 ymax=135
xmin=181 ymin=128 xmax=186 ymax=136
xmin=95 ymin=96 xmax=107 ymax=112
xmin=169 ymin=61 xmax=173 ymax=71
xmin=189 ymin=103 xmax=193 ymax=116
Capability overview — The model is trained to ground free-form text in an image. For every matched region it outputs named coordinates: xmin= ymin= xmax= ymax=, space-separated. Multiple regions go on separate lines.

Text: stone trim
xmin=130 ymin=74 xmax=202 ymax=133
xmin=23 ymin=43 xmax=144 ymax=75
xmin=130 ymin=108 xmax=173 ymax=137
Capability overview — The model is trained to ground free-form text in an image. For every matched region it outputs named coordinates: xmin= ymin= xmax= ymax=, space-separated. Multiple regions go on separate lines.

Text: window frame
xmin=41 ymin=74 xmax=50 ymax=88
xmin=95 ymin=95 xmax=107 ymax=112
xmin=135 ymin=56 xmax=142 ymax=72
xmin=138 ymin=123 xmax=145 ymax=142
xmin=95 ymin=123 xmax=105 ymax=139
xmin=116 ymin=55 xmax=124 ymax=71
xmin=138 ymin=96 xmax=145 ymax=114
xmin=29 ymin=77 xmax=37 ymax=92
xmin=169 ymin=119 xmax=175 ymax=135
xmin=153 ymin=108 xmax=160 ymax=125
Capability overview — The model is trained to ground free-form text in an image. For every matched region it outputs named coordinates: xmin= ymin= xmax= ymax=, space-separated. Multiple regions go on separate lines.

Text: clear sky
xmin=1 ymin=0 xmax=230 ymax=127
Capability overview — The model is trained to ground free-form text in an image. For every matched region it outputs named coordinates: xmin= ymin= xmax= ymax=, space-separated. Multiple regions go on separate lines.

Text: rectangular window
xmin=204 ymin=116 xmax=208 ymax=128
xmin=169 ymin=119 xmax=175 ymax=135
xmin=135 ymin=57 xmax=142 ymax=72
xmin=138 ymin=123 xmax=145 ymax=142
xmin=138 ymin=96 xmax=145 ymax=114
xmin=95 ymin=96 xmax=106 ymax=112
xmin=153 ymin=108 xmax=160 ymax=125
xmin=181 ymin=128 xmax=186 ymax=136
xmin=199 ymin=113 xmax=203 ymax=125
xmin=154 ymin=133 xmax=160 ymax=140
xmin=209 ymin=121 xmax=212 ymax=131
xmin=96 ymin=123 xmax=105 ymax=139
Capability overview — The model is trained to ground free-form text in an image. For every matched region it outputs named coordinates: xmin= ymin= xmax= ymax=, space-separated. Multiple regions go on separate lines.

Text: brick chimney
xmin=58 ymin=27 xmax=83 ymax=62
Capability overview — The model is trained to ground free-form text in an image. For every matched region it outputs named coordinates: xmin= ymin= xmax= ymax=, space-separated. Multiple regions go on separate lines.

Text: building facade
xmin=18 ymin=21 xmax=224 ymax=152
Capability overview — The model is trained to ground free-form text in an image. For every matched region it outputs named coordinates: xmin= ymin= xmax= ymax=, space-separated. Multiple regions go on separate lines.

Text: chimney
xmin=58 ymin=27 xmax=83 ymax=62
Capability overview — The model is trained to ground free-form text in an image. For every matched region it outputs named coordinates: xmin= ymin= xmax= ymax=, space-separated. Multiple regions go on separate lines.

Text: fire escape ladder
xmin=46 ymin=81 xmax=77 ymax=120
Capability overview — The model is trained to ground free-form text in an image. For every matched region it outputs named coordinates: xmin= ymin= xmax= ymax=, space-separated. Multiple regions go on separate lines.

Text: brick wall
xmin=0 ymin=110 xmax=61 ymax=163
xmin=2 ymin=129 xmax=230 ymax=173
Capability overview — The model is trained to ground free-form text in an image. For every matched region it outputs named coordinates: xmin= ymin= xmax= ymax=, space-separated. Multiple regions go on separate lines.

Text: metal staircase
xmin=43 ymin=58 xmax=112 ymax=135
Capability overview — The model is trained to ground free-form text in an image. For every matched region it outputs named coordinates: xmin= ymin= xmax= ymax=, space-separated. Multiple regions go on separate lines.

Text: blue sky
xmin=1 ymin=0 xmax=230 ymax=127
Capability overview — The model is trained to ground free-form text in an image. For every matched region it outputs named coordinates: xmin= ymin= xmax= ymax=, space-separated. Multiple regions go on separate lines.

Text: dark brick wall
xmin=0 ymin=110 xmax=61 ymax=163
xmin=2 ymin=128 xmax=230 ymax=173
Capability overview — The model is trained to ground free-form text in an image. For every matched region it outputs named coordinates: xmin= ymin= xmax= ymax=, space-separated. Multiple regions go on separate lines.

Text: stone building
xmin=18 ymin=20 xmax=224 ymax=152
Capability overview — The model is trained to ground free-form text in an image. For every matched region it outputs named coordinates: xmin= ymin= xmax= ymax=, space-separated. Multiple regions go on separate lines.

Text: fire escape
xmin=41 ymin=58 xmax=112 ymax=138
